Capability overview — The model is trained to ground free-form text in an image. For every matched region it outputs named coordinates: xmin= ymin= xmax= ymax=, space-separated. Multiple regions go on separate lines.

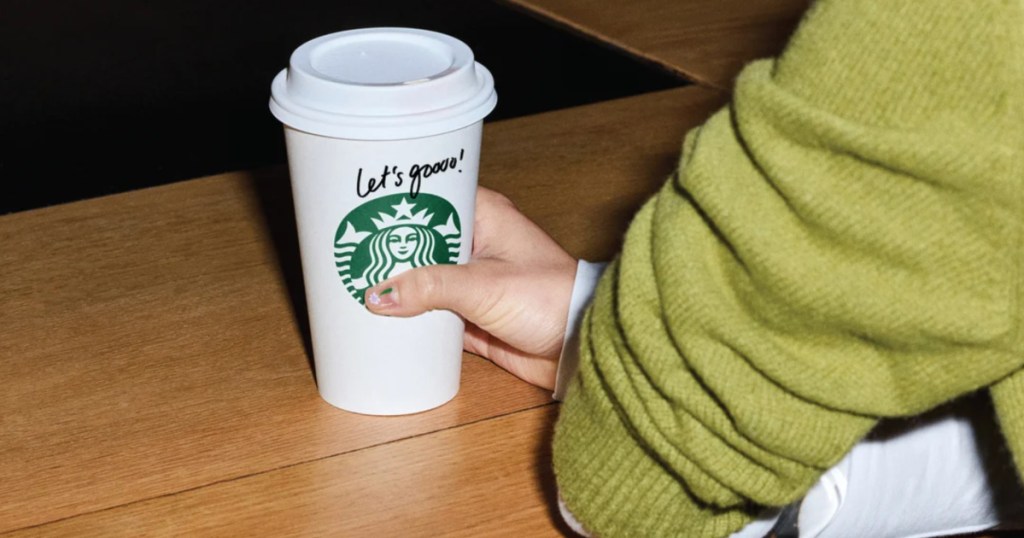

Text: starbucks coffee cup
xmin=269 ymin=28 xmax=496 ymax=415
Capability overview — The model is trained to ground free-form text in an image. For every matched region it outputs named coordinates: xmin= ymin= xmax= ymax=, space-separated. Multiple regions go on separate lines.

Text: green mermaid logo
xmin=334 ymin=193 xmax=461 ymax=304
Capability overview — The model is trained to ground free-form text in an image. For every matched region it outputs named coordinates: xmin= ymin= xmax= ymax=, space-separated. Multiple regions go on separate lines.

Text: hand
xmin=364 ymin=186 xmax=577 ymax=390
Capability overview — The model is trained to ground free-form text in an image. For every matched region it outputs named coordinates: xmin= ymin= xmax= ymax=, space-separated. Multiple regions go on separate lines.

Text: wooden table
xmin=504 ymin=0 xmax=812 ymax=89
xmin=7 ymin=2 xmax=1011 ymax=536
xmin=0 ymin=86 xmax=728 ymax=535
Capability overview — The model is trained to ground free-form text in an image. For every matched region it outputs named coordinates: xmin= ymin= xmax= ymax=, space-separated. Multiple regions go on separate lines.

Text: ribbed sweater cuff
xmin=553 ymin=327 xmax=757 ymax=537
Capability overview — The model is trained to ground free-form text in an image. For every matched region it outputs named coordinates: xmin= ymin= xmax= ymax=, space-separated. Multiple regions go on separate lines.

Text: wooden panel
xmin=0 ymin=85 xmax=726 ymax=533
xmin=9 ymin=406 xmax=565 ymax=537
xmin=482 ymin=86 xmax=728 ymax=260
xmin=0 ymin=174 xmax=553 ymax=532
xmin=503 ymin=0 xmax=811 ymax=89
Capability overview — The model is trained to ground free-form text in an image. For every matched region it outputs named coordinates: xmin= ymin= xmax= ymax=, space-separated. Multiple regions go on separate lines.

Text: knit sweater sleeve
xmin=552 ymin=1 xmax=1024 ymax=536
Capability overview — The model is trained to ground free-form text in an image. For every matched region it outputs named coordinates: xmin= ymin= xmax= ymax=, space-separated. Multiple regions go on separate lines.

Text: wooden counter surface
xmin=0 ymin=86 xmax=728 ymax=535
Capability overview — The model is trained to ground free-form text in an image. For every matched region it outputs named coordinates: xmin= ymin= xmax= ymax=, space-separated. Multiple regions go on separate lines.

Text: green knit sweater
xmin=552 ymin=0 xmax=1024 ymax=536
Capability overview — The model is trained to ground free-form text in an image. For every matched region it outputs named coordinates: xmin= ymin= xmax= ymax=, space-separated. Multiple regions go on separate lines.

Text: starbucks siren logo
xmin=334 ymin=193 xmax=461 ymax=304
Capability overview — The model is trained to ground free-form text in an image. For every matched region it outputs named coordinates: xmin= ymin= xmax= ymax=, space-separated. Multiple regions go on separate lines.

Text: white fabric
xmin=558 ymin=495 xmax=592 ymax=537
xmin=553 ymin=260 xmax=607 ymax=401
xmin=799 ymin=394 xmax=1024 ymax=538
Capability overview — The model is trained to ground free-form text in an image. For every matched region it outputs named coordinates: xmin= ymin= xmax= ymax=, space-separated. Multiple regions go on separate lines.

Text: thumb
xmin=364 ymin=263 xmax=497 ymax=322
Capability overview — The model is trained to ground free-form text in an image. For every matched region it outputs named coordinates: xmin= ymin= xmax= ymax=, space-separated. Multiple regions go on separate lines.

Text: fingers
xmin=463 ymin=321 xmax=492 ymax=358
xmin=470 ymin=187 xmax=521 ymax=258
xmin=364 ymin=263 xmax=499 ymax=322
xmin=472 ymin=187 xmax=575 ymax=268
xmin=463 ymin=321 xmax=558 ymax=391
xmin=476 ymin=185 xmax=515 ymax=209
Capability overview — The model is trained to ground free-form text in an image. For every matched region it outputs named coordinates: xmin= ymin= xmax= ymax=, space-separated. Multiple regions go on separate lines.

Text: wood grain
xmin=482 ymin=86 xmax=728 ymax=260
xmin=502 ymin=0 xmax=812 ymax=89
xmin=9 ymin=406 xmax=566 ymax=537
xmin=0 ymin=173 xmax=553 ymax=532
xmin=0 ymin=85 xmax=727 ymax=533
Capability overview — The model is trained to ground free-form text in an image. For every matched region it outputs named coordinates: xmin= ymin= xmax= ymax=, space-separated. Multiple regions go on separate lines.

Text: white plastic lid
xmin=270 ymin=28 xmax=497 ymax=140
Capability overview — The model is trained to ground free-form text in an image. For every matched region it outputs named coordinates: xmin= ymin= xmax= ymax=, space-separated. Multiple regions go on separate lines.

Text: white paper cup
xmin=269 ymin=28 xmax=496 ymax=415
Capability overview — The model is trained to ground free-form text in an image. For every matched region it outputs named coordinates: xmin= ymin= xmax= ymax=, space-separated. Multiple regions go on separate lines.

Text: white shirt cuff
xmin=553 ymin=260 xmax=608 ymax=401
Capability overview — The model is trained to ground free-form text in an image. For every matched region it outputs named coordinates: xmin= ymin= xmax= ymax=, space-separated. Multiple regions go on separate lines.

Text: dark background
xmin=0 ymin=0 xmax=684 ymax=214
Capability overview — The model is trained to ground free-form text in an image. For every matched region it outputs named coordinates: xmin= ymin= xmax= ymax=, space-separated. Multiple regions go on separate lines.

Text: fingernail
xmin=366 ymin=287 xmax=397 ymax=308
